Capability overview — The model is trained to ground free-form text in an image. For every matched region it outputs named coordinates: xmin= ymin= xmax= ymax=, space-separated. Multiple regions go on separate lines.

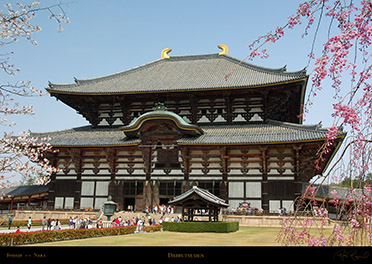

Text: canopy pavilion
xmin=169 ymin=185 xmax=229 ymax=222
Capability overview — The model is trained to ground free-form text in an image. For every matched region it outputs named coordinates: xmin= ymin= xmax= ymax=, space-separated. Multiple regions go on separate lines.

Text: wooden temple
xmin=169 ymin=185 xmax=229 ymax=222
xmin=38 ymin=45 xmax=345 ymax=213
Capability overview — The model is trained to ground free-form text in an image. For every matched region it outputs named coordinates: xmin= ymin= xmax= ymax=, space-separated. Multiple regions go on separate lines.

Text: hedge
xmin=0 ymin=224 xmax=161 ymax=246
xmin=162 ymin=221 xmax=239 ymax=233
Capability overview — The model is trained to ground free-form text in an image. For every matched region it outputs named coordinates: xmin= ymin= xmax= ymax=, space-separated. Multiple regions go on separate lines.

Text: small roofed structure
xmin=0 ymin=184 xmax=49 ymax=212
xmin=169 ymin=186 xmax=229 ymax=222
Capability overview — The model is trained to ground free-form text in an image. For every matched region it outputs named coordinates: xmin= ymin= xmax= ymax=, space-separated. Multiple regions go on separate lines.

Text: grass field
xmin=32 ymin=226 xmax=283 ymax=246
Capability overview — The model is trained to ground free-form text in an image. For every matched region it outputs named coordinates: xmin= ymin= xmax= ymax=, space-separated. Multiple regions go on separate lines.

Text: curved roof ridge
xmin=31 ymin=125 xmax=92 ymax=135
xmin=267 ymin=119 xmax=324 ymax=131
xmin=49 ymin=58 xmax=164 ymax=88
xmin=47 ymin=52 xmax=308 ymax=95
xmin=75 ymin=58 xmax=164 ymax=84
xmin=221 ymin=54 xmax=307 ymax=75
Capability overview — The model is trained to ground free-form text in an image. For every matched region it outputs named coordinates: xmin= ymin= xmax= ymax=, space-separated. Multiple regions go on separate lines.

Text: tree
xmin=0 ymin=1 xmax=69 ymax=188
xmin=244 ymin=0 xmax=372 ymax=246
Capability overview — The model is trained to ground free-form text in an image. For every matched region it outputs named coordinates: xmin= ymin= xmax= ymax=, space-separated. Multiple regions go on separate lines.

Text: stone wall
xmin=11 ymin=210 xmax=98 ymax=221
xmin=222 ymin=215 xmax=334 ymax=228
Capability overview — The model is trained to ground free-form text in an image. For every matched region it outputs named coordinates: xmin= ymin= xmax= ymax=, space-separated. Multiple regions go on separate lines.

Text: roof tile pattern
xmin=33 ymin=120 xmax=338 ymax=147
xmin=47 ymin=54 xmax=307 ymax=95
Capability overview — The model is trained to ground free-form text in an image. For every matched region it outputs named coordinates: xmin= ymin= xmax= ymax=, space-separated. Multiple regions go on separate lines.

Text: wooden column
xmin=46 ymin=151 xmax=58 ymax=209
xmin=219 ymin=146 xmax=229 ymax=201
xmin=293 ymin=145 xmax=303 ymax=206
xmin=260 ymin=147 xmax=269 ymax=214
xmin=180 ymin=147 xmax=191 ymax=192
xmin=141 ymin=147 xmax=153 ymax=209
xmin=68 ymin=148 xmax=82 ymax=210
xmin=105 ymin=148 xmax=117 ymax=181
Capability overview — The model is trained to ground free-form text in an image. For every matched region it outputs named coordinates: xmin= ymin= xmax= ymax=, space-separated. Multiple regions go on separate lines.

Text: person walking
xmin=27 ymin=217 xmax=32 ymax=230
xmin=42 ymin=216 xmax=47 ymax=231
xmin=8 ymin=215 xmax=12 ymax=230
xmin=47 ymin=218 xmax=51 ymax=230
xmin=68 ymin=217 xmax=74 ymax=229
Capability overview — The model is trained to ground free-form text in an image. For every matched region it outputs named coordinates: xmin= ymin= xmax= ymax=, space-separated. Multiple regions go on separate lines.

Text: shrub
xmin=0 ymin=224 xmax=161 ymax=246
xmin=162 ymin=221 xmax=239 ymax=233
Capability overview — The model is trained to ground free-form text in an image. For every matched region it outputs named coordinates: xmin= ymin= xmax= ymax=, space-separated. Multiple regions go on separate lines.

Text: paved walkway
xmin=0 ymin=225 xmax=69 ymax=233
xmin=0 ymin=211 xmax=181 ymax=233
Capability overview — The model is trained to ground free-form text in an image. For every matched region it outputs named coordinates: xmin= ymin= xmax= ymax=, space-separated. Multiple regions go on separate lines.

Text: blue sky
xmin=3 ymin=0 xmax=336 ymax=135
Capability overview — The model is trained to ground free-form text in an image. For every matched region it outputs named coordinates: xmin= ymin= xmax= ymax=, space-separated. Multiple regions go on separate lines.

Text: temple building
xmin=38 ymin=45 xmax=345 ymax=213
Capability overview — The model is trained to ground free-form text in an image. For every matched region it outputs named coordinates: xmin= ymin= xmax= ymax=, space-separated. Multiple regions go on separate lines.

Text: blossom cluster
xmin=0 ymin=131 xmax=60 ymax=187
xmin=247 ymin=0 xmax=372 ymax=247
xmin=0 ymin=1 xmax=70 ymax=187
xmin=277 ymin=184 xmax=372 ymax=246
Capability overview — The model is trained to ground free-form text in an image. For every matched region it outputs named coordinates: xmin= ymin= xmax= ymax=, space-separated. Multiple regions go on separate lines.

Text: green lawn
xmin=31 ymin=226 xmax=282 ymax=246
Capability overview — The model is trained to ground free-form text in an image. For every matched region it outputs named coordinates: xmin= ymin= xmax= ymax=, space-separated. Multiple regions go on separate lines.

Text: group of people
xmin=67 ymin=216 xmax=94 ymax=229
xmin=8 ymin=216 xmax=32 ymax=232
xmin=42 ymin=216 xmax=63 ymax=230
xmin=144 ymin=204 xmax=175 ymax=215
xmin=6 ymin=205 xmax=182 ymax=233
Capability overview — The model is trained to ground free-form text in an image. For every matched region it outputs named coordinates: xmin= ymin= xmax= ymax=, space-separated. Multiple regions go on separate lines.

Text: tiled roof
xmin=34 ymin=126 xmax=140 ymax=147
xmin=301 ymin=183 xmax=364 ymax=201
xmin=178 ymin=120 xmax=334 ymax=145
xmin=47 ymin=53 xmax=307 ymax=95
xmin=1 ymin=184 xmax=49 ymax=197
xmin=169 ymin=186 xmax=229 ymax=207
xmin=122 ymin=108 xmax=204 ymax=137
xmin=33 ymin=120 xmax=341 ymax=147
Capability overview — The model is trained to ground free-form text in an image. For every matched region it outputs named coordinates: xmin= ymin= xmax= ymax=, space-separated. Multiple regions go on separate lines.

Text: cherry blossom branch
xmin=0 ymin=1 xmax=70 ymax=187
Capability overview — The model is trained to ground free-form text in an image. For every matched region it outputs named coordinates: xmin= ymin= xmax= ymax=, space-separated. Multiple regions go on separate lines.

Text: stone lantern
xmin=103 ymin=195 xmax=117 ymax=221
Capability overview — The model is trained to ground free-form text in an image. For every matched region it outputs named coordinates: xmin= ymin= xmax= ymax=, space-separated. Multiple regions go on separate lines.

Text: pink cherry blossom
xmin=0 ymin=1 xmax=69 ymax=188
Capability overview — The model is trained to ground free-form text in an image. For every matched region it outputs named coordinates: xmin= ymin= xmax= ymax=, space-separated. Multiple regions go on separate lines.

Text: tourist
xmin=42 ymin=216 xmax=47 ymax=231
xmin=76 ymin=218 xmax=81 ymax=229
xmin=8 ymin=215 xmax=12 ymax=230
xmin=55 ymin=219 xmax=61 ymax=230
xmin=50 ymin=219 xmax=55 ymax=230
xmin=87 ymin=217 xmax=92 ymax=228
xmin=135 ymin=218 xmax=143 ymax=233
xmin=15 ymin=226 xmax=20 ymax=233
xmin=114 ymin=217 xmax=120 ymax=227
xmin=80 ymin=218 xmax=86 ymax=229
xmin=27 ymin=217 xmax=32 ymax=230
xmin=161 ymin=205 xmax=165 ymax=216
xmin=47 ymin=218 xmax=51 ymax=230
xmin=68 ymin=217 xmax=74 ymax=229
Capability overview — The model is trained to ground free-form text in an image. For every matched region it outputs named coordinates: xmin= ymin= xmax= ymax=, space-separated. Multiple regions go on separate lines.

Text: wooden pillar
xmin=260 ymin=147 xmax=269 ymax=214
xmin=219 ymin=147 xmax=229 ymax=202
xmin=68 ymin=148 xmax=82 ymax=210
xmin=189 ymin=95 xmax=198 ymax=124
xmin=10 ymin=197 xmax=14 ymax=213
xmin=293 ymin=145 xmax=303 ymax=209
xmin=141 ymin=147 xmax=152 ymax=210
xmin=181 ymin=147 xmax=190 ymax=192
xmin=47 ymin=152 xmax=58 ymax=209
